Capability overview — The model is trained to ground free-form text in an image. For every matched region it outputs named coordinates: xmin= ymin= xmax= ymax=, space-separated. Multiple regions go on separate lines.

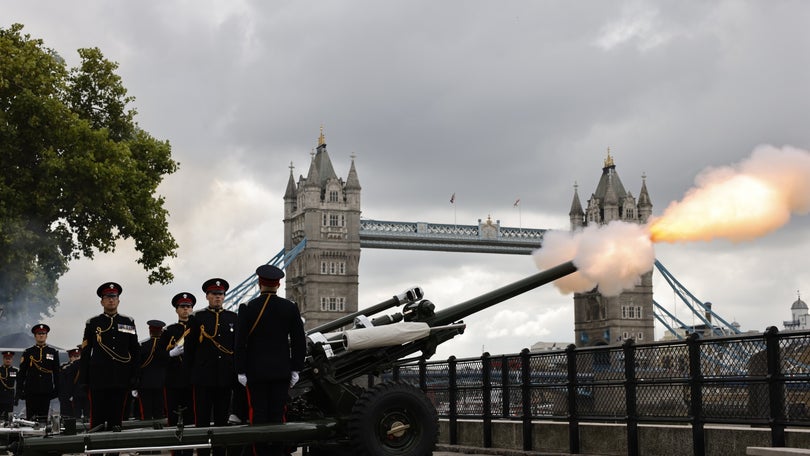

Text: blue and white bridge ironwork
xmin=358 ymin=218 xmax=546 ymax=254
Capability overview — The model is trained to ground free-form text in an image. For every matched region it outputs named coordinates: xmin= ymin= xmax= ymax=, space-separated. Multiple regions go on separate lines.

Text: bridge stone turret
xmin=570 ymin=149 xmax=655 ymax=347
xmin=283 ymin=128 xmax=361 ymax=330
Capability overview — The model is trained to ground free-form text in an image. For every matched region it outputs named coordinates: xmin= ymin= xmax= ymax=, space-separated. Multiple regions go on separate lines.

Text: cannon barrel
xmin=426 ymin=260 xmax=577 ymax=327
xmin=300 ymin=260 xmax=577 ymax=388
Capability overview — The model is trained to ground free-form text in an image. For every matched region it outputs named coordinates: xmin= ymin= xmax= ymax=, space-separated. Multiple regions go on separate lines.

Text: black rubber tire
xmin=347 ymin=381 xmax=438 ymax=456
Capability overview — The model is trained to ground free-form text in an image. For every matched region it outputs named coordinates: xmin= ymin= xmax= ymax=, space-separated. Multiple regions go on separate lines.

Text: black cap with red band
xmin=96 ymin=282 xmax=123 ymax=298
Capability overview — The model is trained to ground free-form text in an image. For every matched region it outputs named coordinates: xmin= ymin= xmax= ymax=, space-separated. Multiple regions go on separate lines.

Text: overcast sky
xmin=4 ymin=1 xmax=810 ymax=359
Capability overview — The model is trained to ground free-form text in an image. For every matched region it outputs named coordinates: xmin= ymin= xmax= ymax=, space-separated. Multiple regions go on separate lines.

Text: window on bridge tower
xmin=621 ymin=305 xmax=643 ymax=319
xmin=320 ymin=297 xmax=345 ymax=312
xmin=329 ymin=190 xmax=339 ymax=202
xmin=321 ymin=261 xmax=346 ymax=275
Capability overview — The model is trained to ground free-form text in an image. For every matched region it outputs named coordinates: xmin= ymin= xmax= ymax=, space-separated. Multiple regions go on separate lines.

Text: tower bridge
xmin=224 ymin=131 xmax=738 ymax=346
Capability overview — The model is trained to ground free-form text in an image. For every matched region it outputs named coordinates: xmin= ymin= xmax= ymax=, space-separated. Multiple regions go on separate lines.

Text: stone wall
xmin=439 ymin=420 xmax=810 ymax=455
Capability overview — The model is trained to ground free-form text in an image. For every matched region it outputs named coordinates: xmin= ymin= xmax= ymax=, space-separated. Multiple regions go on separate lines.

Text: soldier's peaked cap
xmin=202 ymin=278 xmax=229 ymax=293
xmin=147 ymin=319 xmax=166 ymax=328
xmin=256 ymin=265 xmax=284 ymax=281
xmin=2 ymin=351 xmax=13 ymax=357
xmin=31 ymin=323 xmax=50 ymax=334
xmin=97 ymin=282 xmax=123 ymax=297
xmin=171 ymin=292 xmax=197 ymax=308
xmin=67 ymin=348 xmax=80 ymax=356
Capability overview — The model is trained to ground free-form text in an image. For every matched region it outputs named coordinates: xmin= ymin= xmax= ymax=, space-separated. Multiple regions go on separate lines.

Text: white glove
xmin=169 ymin=345 xmax=184 ymax=357
xmin=289 ymin=371 xmax=300 ymax=388
xmin=131 ymin=390 xmax=139 ymax=398
xmin=237 ymin=373 xmax=247 ymax=387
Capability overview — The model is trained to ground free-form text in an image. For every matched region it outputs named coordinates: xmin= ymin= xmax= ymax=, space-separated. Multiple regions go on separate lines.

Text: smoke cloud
xmin=649 ymin=145 xmax=810 ymax=242
xmin=533 ymin=144 xmax=810 ymax=297
xmin=533 ymin=221 xmax=655 ymax=297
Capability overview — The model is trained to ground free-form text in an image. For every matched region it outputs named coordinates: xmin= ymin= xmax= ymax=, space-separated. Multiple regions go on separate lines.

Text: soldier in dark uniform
xmin=80 ymin=282 xmax=140 ymax=432
xmin=157 ymin=292 xmax=196 ymax=456
xmin=67 ymin=345 xmax=90 ymax=421
xmin=1 ymin=351 xmax=18 ymax=420
xmin=235 ymin=265 xmax=306 ymax=456
xmin=17 ymin=324 xmax=60 ymax=422
xmin=137 ymin=319 xmax=166 ymax=420
xmin=58 ymin=348 xmax=81 ymax=418
xmin=185 ymin=278 xmax=236 ymax=456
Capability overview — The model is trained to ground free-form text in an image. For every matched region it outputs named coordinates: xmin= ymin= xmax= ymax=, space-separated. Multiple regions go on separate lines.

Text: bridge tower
xmin=283 ymin=128 xmax=362 ymax=329
xmin=569 ymin=149 xmax=654 ymax=347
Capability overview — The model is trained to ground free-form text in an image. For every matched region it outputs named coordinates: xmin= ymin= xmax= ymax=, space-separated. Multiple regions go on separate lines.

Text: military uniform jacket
xmin=185 ymin=307 xmax=237 ymax=387
xmin=139 ymin=336 xmax=166 ymax=389
xmin=80 ymin=313 xmax=140 ymax=390
xmin=157 ymin=321 xmax=193 ymax=388
xmin=0 ymin=365 xmax=18 ymax=405
xmin=58 ymin=361 xmax=80 ymax=404
xmin=234 ymin=292 xmax=306 ymax=382
xmin=18 ymin=345 xmax=60 ymax=399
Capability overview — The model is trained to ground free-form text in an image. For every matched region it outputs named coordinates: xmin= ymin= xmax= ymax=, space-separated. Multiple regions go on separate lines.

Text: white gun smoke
xmin=533 ymin=144 xmax=810 ymax=297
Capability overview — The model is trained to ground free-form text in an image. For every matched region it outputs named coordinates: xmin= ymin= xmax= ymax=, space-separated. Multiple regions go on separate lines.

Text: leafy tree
xmin=0 ymin=23 xmax=179 ymax=332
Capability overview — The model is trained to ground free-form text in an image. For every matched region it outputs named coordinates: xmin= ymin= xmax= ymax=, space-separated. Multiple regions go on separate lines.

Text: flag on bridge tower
xmin=450 ymin=193 xmax=456 ymax=204
xmin=513 ymin=198 xmax=520 ymax=207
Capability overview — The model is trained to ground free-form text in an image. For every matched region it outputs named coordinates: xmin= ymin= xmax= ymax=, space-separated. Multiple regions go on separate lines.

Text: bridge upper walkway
xmin=359 ymin=218 xmax=546 ymax=254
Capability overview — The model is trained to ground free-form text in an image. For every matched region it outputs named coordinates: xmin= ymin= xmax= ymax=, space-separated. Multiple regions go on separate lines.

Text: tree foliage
xmin=0 ymin=23 xmax=179 ymax=330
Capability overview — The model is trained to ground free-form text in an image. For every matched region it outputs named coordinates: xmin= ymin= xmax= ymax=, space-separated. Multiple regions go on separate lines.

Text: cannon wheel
xmin=347 ymin=381 xmax=438 ymax=456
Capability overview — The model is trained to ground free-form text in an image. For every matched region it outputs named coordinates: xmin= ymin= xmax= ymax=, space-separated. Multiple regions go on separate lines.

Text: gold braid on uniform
xmin=249 ymin=294 xmax=273 ymax=337
xmin=199 ymin=308 xmax=233 ymax=355
xmin=0 ymin=368 xmax=13 ymax=390
xmin=28 ymin=346 xmax=54 ymax=374
xmin=167 ymin=325 xmax=191 ymax=351
xmin=95 ymin=316 xmax=132 ymax=363
xmin=140 ymin=337 xmax=159 ymax=368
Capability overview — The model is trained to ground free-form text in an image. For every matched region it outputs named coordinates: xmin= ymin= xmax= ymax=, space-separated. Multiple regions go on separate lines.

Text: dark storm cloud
xmin=3 ymin=1 xmax=810 ymax=356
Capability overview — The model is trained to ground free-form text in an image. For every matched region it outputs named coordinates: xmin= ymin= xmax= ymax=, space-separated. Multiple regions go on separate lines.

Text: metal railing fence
xmin=383 ymin=327 xmax=810 ymax=456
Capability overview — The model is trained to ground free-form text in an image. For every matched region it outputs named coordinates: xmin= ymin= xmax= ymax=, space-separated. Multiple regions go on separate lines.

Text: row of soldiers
xmin=1 ymin=265 xmax=306 ymax=456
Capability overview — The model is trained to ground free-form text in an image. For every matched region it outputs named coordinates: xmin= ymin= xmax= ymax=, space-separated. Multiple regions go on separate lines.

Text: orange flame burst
xmin=649 ymin=174 xmax=789 ymax=243
xmin=649 ymin=145 xmax=810 ymax=244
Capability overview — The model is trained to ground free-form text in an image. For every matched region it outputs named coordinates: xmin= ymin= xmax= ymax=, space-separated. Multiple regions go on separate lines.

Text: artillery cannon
xmin=6 ymin=260 xmax=577 ymax=456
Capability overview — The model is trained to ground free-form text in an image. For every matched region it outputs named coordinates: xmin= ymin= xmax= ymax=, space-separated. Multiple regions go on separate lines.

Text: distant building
xmin=784 ymin=292 xmax=809 ymax=331
xmin=659 ymin=302 xmax=745 ymax=340
xmin=568 ymin=149 xmax=654 ymax=347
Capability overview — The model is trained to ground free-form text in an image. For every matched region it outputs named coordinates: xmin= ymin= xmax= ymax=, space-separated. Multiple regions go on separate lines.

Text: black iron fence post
xmin=448 ymin=355 xmax=458 ymax=445
xmin=418 ymin=357 xmax=426 ymax=391
xmin=687 ymin=332 xmax=705 ymax=456
xmin=566 ymin=344 xmax=580 ymax=454
xmin=765 ymin=326 xmax=786 ymax=447
xmin=501 ymin=355 xmax=511 ymax=419
xmin=482 ymin=352 xmax=493 ymax=448
xmin=520 ymin=348 xmax=533 ymax=451
xmin=623 ymin=338 xmax=638 ymax=456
